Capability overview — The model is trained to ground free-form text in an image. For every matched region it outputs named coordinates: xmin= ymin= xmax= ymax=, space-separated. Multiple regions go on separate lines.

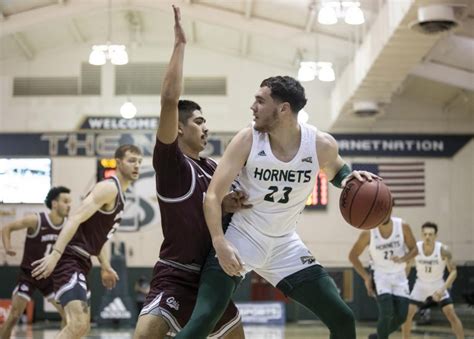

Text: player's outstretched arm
xmin=348 ymin=232 xmax=375 ymax=297
xmin=157 ymin=5 xmax=186 ymax=144
xmin=31 ymin=181 xmax=118 ymax=280
xmin=1 ymin=214 xmax=38 ymax=256
xmin=204 ymin=128 xmax=252 ymax=276
xmin=317 ymin=131 xmax=379 ymax=187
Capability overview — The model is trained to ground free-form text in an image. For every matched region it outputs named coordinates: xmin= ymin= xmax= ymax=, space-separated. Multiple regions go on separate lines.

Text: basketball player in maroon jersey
xmin=0 ymin=186 xmax=71 ymax=338
xmin=134 ymin=6 xmax=248 ymax=338
xmin=31 ymin=144 xmax=142 ymax=339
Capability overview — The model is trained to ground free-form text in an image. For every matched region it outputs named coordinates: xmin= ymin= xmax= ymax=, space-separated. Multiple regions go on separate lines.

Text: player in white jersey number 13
xmin=402 ymin=222 xmax=464 ymax=339
xmin=175 ymin=76 xmax=378 ymax=339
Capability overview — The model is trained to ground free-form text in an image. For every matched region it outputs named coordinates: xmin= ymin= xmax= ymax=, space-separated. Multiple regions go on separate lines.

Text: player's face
xmin=422 ymin=227 xmax=437 ymax=244
xmin=117 ymin=151 xmax=143 ymax=181
xmin=180 ymin=110 xmax=208 ymax=152
xmin=251 ymin=86 xmax=282 ymax=132
xmin=53 ymin=193 xmax=72 ymax=218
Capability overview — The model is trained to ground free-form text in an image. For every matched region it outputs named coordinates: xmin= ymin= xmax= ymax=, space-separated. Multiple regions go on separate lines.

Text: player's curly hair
xmin=45 ymin=186 xmax=70 ymax=209
xmin=421 ymin=221 xmax=438 ymax=234
xmin=178 ymin=100 xmax=202 ymax=125
xmin=260 ymin=76 xmax=307 ymax=113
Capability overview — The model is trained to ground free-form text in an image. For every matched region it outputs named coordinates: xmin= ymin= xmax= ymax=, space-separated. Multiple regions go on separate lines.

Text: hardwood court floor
xmin=8 ymin=322 xmax=474 ymax=338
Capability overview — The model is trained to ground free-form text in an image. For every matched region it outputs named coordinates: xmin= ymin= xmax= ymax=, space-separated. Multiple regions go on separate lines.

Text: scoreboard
xmin=97 ymin=158 xmax=116 ymax=181
xmin=305 ymin=172 xmax=328 ymax=210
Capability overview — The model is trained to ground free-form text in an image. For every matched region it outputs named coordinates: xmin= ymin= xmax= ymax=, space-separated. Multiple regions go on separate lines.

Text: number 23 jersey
xmin=231 ymin=123 xmax=319 ymax=237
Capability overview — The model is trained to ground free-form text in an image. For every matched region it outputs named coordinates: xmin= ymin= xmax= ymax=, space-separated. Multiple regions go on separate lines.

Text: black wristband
xmin=330 ymin=163 xmax=352 ymax=188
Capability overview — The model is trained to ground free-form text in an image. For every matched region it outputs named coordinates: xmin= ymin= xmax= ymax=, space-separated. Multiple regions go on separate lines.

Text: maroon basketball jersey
xmin=154 ymin=139 xmax=217 ymax=267
xmin=68 ymin=176 xmax=125 ymax=256
xmin=20 ymin=212 xmax=65 ymax=271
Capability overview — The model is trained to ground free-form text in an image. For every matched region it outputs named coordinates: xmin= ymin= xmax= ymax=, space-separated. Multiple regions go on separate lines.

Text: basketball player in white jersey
xmin=175 ymin=75 xmax=378 ymax=339
xmin=402 ymin=222 xmax=464 ymax=339
xmin=349 ymin=209 xmax=417 ymax=339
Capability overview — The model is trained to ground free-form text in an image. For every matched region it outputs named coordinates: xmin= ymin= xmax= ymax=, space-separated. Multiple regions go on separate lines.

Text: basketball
xmin=339 ymin=178 xmax=392 ymax=230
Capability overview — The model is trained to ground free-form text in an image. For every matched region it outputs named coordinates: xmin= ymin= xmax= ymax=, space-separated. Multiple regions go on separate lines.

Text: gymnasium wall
xmin=1 ymin=44 xmax=473 ymax=270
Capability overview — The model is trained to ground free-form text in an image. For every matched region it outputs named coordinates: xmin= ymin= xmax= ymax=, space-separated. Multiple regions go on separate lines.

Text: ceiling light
xmin=120 ymin=101 xmax=137 ymax=119
xmin=317 ymin=62 xmax=336 ymax=82
xmin=88 ymin=0 xmax=128 ymax=66
xmin=89 ymin=44 xmax=129 ymax=66
xmin=318 ymin=1 xmax=365 ymax=25
xmin=297 ymin=61 xmax=336 ymax=82
xmin=318 ymin=6 xmax=338 ymax=25
xmin=298 ymin=62 xmax=317 ymax=82
xmin=344 ymin=5 xmax=365 ymax=25
xmin=298 ymin=110 xmax=309 ymax=124
xmin=88 ymin=47 xmax=107 ymax=66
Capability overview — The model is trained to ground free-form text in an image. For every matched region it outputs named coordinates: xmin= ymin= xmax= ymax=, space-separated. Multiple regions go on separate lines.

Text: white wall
xmin=0 ymin=44 xmax=332 ymax=133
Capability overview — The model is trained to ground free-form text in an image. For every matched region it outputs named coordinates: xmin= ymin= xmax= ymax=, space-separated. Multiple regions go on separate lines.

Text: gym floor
xmin=8 ymin=322 xmax=474 ymax=338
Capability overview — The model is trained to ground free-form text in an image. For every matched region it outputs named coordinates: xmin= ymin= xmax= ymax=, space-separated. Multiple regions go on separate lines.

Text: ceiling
xmin=0 ymin=0 xmax=473 ymax=131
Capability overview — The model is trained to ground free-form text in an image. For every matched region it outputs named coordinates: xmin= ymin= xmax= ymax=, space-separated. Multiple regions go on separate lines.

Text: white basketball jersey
xmin=415 ymin=241 xmax=446 ymax=282
xmin=230 ymin=123 xmax=319 ymax=236
xmin=369 ymin=217 xmax=406 ymax=273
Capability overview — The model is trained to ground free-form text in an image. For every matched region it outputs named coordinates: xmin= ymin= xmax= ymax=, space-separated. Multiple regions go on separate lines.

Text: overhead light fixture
xmin=344 ymin=5 xmax=365 ymax=25
xmin=297 ymin=61 xmax=336 ymax=82
xmin=120 ymin=100 xmax=137 ymax=119
xmin=298 ymin=109 xmax=309 ymax=124
xmin=89 ymin=44 xmax=129 ymax=66
xmin=317 ymin=6 xmax=338 ymax=25
xmin=317 ymin=62 xmax=336 ymax=82
xmin=298 ymin=62 xmax=317 ymax=82
xmin=318 ymin=1 xmax=365 ymax=25
xmin=88 ymin=0 xmax=128 ymax=65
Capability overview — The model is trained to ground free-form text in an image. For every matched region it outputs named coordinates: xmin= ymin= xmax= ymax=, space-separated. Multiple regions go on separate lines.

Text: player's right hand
xmin=172 ymin=5 xmax=186 ymax=45
xmin=213 ymin=238 xmax=244 ymax=276
xmin=364 ymin=277 xmax=375 ymax=298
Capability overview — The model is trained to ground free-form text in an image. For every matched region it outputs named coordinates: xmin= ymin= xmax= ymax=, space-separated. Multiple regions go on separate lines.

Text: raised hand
xmin=172 ymin=5 xmax=186 ymax=45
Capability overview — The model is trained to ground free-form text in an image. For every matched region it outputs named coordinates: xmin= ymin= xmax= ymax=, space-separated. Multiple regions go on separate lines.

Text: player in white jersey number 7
xmin=175 ymin=76 xmax=378 ymax=339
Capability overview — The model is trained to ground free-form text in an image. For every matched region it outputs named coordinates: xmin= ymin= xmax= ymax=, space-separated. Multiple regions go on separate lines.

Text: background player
xmin=349 ymin=209 xmax=417 ymax=339
xmin=176 ymin=75 xmax=377 ymax=339
xmin=134 ymin=6 xmax=247 ymax=338
xmin=31 ymin=144 xmax=142 ymax=339
xmin=402 ymin=222 xmax=464 ymax=339
xmin=0 ymin=186 xmax=71 ymax=338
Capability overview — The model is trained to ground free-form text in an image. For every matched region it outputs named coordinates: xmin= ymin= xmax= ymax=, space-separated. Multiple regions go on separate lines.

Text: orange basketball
xmin=339 ymin=178 xmax=392 ymax=230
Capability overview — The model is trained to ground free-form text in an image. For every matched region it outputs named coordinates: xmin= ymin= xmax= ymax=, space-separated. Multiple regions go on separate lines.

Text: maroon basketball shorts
xmin=13 ymin=268 xmax=55 ymax=301
xmin=140 ymin=261 xmax=241 ymax=337
xmin=53 ymin=250 xmax=92 ymax=307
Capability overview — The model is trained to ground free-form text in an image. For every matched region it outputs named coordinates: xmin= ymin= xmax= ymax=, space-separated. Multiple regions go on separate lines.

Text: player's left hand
xmin=391 ymin=255 xmax=404 ymax=263
xmin=101 ymin=266 xmax=119 ymax=289
xmin=31 ymin=252 xmax=61 ymax=280
xmin=342 ymin=170 xmax=381 ymax=187
xmin=222 ymin=190 xmax=252 ymax=213
xmin=432 ymin=289 xmax=444 ymax=302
